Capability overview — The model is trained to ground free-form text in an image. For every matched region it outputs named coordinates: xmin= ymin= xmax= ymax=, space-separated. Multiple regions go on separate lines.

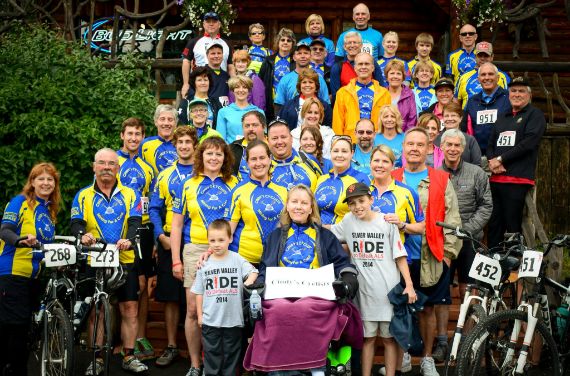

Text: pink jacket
xmin=398 ymin=85 xmax=418 ymax=132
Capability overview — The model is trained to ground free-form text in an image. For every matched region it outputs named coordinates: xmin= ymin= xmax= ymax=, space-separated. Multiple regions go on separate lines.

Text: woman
xmin=217 ymin=76 xmax=264 ymax=144
xmin=0 ymin=162 xmax=61 ymax=375
xmin=178 ymin=66 xmax=222 ymax=127
xmin=278 ymin=69 xmax=333 ymax=129
xmin=315 ymin=136 xmax=370 ymax=225
xmin=170 ymin=137 xmax=238 ymax=376
xmin=299 ymin=126 xmax=333 ymax=174
xmin=291 ymin=97 xmax=335 ymax=159
xmin=423 ymin=77 xmax=455 ymax=120
xmin=374 ymin=105 xmax=405 ymax=168
xmin=416 ymin=113 xmax=444 ymax=168
xmin=385 ymin=60 xmax=417 ymax=132
xmin=229 ymin=50 xmax=266 ymax=111
xmin=377 ymin=31 xmax=410 ymax=86
xmin=228 ymin=140 xmax=288 ymax=265
xmin=259 ymin=28 xmax=296 ymax=121
xmin=435 ymin=102 xmax=482 ymax=165
xmin=298 ymin=14 xmax=335 ymax=67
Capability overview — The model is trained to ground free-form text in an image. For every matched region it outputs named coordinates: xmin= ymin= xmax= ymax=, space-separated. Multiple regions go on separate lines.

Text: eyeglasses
xmin=356 ymin=130 xmax=374 ymax=135
xmin=250 ymin=31 xmax=264 ymax=36
xmin=280 ymin=38 xmax=293 ymax=43
xmin=460 ymin=32 xmax=476 ymax=37
xmin=191 ymin=108 xmax=208 ymax=113
xmin=332 ymin=135 xmax=353 ymax=144
xmin=311 ymin=47 xmax=325 ymax=52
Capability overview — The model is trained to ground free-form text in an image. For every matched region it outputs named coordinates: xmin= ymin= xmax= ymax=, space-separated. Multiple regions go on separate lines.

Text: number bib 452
xmin=90 ymin=244 xmax=119 ymax=267
xmin=468 ymin=253 xmax=502 ymax=287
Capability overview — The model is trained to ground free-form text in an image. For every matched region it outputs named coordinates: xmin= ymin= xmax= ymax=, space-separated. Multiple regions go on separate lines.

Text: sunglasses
xmin=250 ymin=31 xmax=264 ymax=36
xmin=280 ymin=38 xmax=293 ymax=43
xmin=356 ymin=130 xmax=374 ymax=135
xmin=460 ymin=32 xmax=476 ymax=37
xmin=267 ymin=117 xmax=289 ymax=129
xmin=332 ymin=135 xmax=353 ymax=143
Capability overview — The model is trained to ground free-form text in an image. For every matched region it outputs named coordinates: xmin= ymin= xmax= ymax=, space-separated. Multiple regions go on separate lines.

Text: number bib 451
xmin=468 ymin=253 xmax=502 ymax=287
xmin=518 ymin=250 xmax=543 ymax=278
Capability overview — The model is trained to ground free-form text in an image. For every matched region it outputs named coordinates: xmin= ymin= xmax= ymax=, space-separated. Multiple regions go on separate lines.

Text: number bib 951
xmin=44 ymin=244 xmax=76 ymax=267
xmin=518 ymin=250 xmax=543 ymax=278
xmin=468 ymin=253 xmax=502 ymax=287
xmin=90 ymin=244 xmax=119 ymax=267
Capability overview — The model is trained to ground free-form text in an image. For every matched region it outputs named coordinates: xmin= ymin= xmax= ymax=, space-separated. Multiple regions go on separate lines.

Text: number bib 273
xmin=44 ymin=244 xmax=76 ymax=267
xmin=518 ymin=250 xmax=543 ymax=278
xmin=468 ymin=253 xmax=502 ymax=287
xmin=90 ymin=244 xmax=120 ymax=267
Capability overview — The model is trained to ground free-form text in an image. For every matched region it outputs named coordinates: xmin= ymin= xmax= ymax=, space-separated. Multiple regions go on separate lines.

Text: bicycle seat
xmin=500 ymin=255 xmax=520 ymax=274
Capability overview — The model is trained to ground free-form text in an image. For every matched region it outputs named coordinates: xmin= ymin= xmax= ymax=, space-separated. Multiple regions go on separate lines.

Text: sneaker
xmin=185 ymin=367 xmax=201 ymax=376
xmin=155 ymin=346 xmax=179 ymax=367
xmin=432 ymin=341 xmax=448 ymax=363
xmin=122 ymin=355 xmax=149 ymax=373
xmin=136 ymin=338 xmax=155 ymax=358
xmin=402 ymin=352 xmax=412 ymax=373
xmin=420 ymin=356 xmax=439 ymax=376
xmin=85 ymin=358 xmax=105 ymax=376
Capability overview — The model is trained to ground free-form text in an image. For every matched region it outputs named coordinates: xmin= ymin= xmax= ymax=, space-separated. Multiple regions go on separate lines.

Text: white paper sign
xmin=44 ymin=244 xmax=76 ymax=267
xmin=89 ymin=244 xmax=120 ymax=267
xmin=468 ymin=253 xmax=502 ymax=287
xmin=518 ymin=250 xmax=543 ymax=278
xmin=264 ymin=263 xmax=336 ymax=300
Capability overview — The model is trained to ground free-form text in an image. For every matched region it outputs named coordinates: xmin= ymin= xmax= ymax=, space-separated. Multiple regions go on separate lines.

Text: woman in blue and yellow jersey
xmin=315 ymin=136 xmax=370 ymax=225
xmin=0 ymin=162 xmax=61 ymax=375
xmin=228 ymin=140 xmax=288 ymax=265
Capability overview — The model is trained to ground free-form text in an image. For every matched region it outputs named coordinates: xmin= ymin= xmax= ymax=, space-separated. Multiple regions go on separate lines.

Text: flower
xmin=452 ymin=0 xmax=505 ymax=26
xmin=178 ymin=0 xmax=237 ymax=35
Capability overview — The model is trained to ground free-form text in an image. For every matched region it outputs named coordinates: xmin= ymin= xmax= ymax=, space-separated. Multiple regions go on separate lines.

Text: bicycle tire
xmin=457 ymin=309 xmax=561 ymax=376
xmin=92 ymin=295 xmax=112 ymax=376
xmin=41 ymin=306 xmax=75 ymax=376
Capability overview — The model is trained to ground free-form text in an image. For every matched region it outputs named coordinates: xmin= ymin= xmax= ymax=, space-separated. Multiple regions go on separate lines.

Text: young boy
xmin=413 ymin=61 xmax=437 ymax=114
xmin=330 ymin=183 xmax=416 ymax=376
xmin=247 ymin=23 xmax=272 ymax=74
xmin=191 ymin=219 xmax=258 ymax=376
xmin=407 ymin=33 xmax=442 ymax=88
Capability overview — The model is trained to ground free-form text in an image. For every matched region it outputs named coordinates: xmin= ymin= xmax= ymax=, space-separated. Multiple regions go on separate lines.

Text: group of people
xmin=0 ymin=3 xmax=547 ymax=376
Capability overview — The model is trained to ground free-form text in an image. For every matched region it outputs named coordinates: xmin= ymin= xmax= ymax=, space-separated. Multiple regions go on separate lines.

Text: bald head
xmin=353 ymin=3 xmax=371 ymax=29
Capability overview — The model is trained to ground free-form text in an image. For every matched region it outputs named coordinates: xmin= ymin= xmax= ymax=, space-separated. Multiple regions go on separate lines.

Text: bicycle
xmin=456 ymin=234 xmax=570 ymax=376
xmin=435 ymin=222 xmax=525 ymax=376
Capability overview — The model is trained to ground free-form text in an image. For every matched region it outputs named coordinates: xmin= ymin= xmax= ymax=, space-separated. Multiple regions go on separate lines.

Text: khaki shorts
xmin=183 ymin=243 xmax=209 ymax=288
xmin=363 ymin=320 xmax=392 ymax=338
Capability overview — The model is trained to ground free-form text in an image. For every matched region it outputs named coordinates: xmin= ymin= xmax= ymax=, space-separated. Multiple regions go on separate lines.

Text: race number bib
xmin=518 ymin=250 xmax=543 ymax=278
xmin=90 ymin=244 xmax=119 ymax=267
xmin=361 ymin=43 xmax=373 ymax=55
xmin=497 ymin=131 xmax=516 ymax=147
xmin=141 ymin=197 xmax=149 ymax=215
xmin=476 ymin=109 xmax=497 ymax=124
xmin=44 ymin=244 xmax=76 ymax=267
xmin=468 ymin=253 xmax=502 ymax=287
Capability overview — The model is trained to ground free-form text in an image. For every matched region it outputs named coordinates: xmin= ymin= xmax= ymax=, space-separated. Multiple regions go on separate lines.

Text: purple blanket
xmin=243 ymin=297 xmax=363 ymax=372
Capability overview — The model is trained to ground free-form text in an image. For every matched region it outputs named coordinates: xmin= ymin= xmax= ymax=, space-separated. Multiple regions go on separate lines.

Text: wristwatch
xmin=398 ymin=222 xmax=407 ymax=231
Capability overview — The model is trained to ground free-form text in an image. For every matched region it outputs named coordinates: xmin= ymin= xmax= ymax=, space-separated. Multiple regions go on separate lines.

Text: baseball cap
xmin=434 ymin=77 xmax=454 ymax=91
xmin=475 ymin=41 xmax=493 ymax=56
xmin=203 ymin=12 xmax=220 ymax=21
xmin=206 ymin=42 xmax=223 ymax=52
xmin=509 ymin=76 xmax=530 ymax=88
xmin=310 ymin=39 xmax=326 ymax=48
xmin=343 ymin=183 xmax=371 ymax=203
xmin=188 ymin=98 xmax=208 ymax=109
xmin=295 ymin=41 xmax=311 ymax=51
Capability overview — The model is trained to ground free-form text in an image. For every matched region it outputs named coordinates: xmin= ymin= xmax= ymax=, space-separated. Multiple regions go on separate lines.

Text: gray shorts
xmin=363 ymin=320 xmax=392 ymax=338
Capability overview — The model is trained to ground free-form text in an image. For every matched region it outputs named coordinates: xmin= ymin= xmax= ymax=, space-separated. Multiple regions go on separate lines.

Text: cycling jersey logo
xmin=156 ymin=148 xmax=177 ymax=172
xmin=198 ymin=183 xmax=232 ymax=225
xmin=316 ymin=185 xmax=338 ymax=211
xmin=281 ymin=233 xmax=316 ymax=268
xmin=35 ymin=211 xmax=54 ymax=242
xmin=120 ymin=166 xmax=145 ymax=192
xmin=252 ymin=192 xmax=283 ymax=240
xmin=94 ymin=195 xmax=126 ymax=226
xmin=271 ymin=163 xmax=311 ymax=190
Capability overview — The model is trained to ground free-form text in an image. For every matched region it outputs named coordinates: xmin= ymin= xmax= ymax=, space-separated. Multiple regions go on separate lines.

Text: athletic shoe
xmin=377 ymin=352 xmax=412 ymax=375
xmin=420 ymin=356 xmax=439 ymax=376
xmin=155 ymin=346 xmax=179 ymax=367
xmin=85 ymin=358 xmax=105 ymax=376
xmin=432 ymin=341 xmax=448 ymax=363
xmin=136 ymin=337 xmax=155 ymax=358
xmin=185 ymin=367 xmax=201 ymax=376
xmin=122 ymin=355 xmax=149 ymax=373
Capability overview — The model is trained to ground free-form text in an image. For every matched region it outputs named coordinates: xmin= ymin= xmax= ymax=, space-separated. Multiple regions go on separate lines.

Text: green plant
xmin=178 ymin=0 xmax=237 ymax=35
xmin=0 ymin=24 xmax=158 ymax=232
xmin=452 ymin=0 xmax=506 ymax=28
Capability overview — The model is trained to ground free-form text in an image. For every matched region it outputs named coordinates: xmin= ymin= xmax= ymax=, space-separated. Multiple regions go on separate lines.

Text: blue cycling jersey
xmin=335 ymin=27 xmax=384 ymax=60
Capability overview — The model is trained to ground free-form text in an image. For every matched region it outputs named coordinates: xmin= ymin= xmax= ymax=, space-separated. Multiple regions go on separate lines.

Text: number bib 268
xmin=90 ymin=244 xmax=119 ymax=267
xmin=518 ymin=250 xmax=543 ymax=278
xmin=44 ymin=244 xmax=76 ymax=267
xmin=468 ymin=253 xmax=502 ymax=287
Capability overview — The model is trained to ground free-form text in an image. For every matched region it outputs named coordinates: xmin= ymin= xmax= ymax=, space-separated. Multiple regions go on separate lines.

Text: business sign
xmin=264 ymin=263 xmax=336 ymax=300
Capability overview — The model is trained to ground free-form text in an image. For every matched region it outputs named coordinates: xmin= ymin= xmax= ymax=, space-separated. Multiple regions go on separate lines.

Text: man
xmin=333 ymin=52 xmax=391 ymax=141
xmin=140 ymin=104 xmax=178 ymax=176
xmin=181 ymin=11 xmax=234 ymax=97
xmin=445 ymin=24 xmax=478 ymax=84
xmin=274 ymin=42 xmax=330 ymax=113
xmin=117 ymin=118 xmax=157 ymax=359
xmin=185 ymin=43 xmax=231 ymax=107
xmin=455 ymin=41 xmax=511 ymax=109
xmin=486 ymin=77 xmax=546 ymax=249
xmin=71 ymin=148 xmax=147 ymax=374
xmin=433 ymin=129 xmax=492 ymax=363
xmin=335 ymin=3 xmax=384 ymax=60
xmin=267 ymin=120 xmax=319 ymax=191
xmin=230 ymin=110 xmax=266 ymax=178
xmin=352 ymin=118 xmax=376 ymax=175
xmin=149 ymin=126 xmax=199 ymax=369
xmin=309 ymin=38 xmax=331 ymax=93
xmin=187 ymin=98 xmax=222 ymax=142
xmin=330 ymin=32 xmax=385 ymax=102
xmin=407 ymin=33 xmax=442 ymax=87
xmin=460 ymin=62 xmax=512 ymax=156
xmin=392 ymin=127 xmax=461 ymax=376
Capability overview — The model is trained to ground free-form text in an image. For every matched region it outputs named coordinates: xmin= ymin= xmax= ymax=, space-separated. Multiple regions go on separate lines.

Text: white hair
xmin=441 ymin=129 xmax=466 ymax=148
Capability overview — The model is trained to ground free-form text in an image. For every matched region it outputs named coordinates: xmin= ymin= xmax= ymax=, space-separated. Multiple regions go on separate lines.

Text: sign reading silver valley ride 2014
xmin=81 ymin=18 xmax=192 ymax=54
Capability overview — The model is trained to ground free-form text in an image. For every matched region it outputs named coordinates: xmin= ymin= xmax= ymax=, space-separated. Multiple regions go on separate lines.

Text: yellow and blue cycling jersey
xmin=139 ymin=136 xmax=177 ymax=176
xmin=414 ymin=85 xmax=436 ymax=113
xmin=117 ymin=150 xmax=155 ymax=224
xmin=248 ymin=44 xmax=272 ymax=74
xmin=148 ymin=161 xmax=193 ymax=241
xmin=174 ymin=174 xmax=239 ymax=245
xmin=0 ymin=195 xmax=54 ymax=278
xmin=315 ymin=167 xmax=371 ymax=225
xmin=370 ymin=179 xmax=424 ymax=259
xmin=455 ymin=68 xmax=511 ymax=109
xmin=446 ymin=48 xmax=477 ymax=84
xmin=228 ymin=179 xmax=288 ymax=264
xmin=269 ymin=150 xmax=320 ymax=191
xmin=377 ymin=56 xmax=411 ymax=85
xmin=279 ymin=223 xmax=319 ymax=269
xmin=272 ymin=54 xmax=292 ymax=98
xmin=71 ymin=183 xmax=141 ymax=264
xmin=407 ymin=58 xmax=442 ymax=88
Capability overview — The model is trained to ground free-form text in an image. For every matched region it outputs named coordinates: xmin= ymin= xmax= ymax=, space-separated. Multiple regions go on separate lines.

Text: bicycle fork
xmin=449 ymin=292 xmax=487 ymax=362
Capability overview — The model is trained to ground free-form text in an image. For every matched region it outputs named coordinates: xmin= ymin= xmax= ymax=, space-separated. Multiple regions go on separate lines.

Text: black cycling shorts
xmin=409 ymin=259 xmax=452 ymax=306
xmin=135 ymin=224 xmax=157 ymax=278
xmin=154 ymin=233 xmax=185 ymax=303
xmin=0 ymin=275 xmax=36 ymax=325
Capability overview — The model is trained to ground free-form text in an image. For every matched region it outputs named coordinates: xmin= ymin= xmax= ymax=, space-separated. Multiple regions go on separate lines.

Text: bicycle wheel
xmin=92 ymin=295 xmax=112 ymax=376
xmin=457 ymin=309 xmax=561 ymax=376
xmin=41 ymin=306 xmax=75 ymax=376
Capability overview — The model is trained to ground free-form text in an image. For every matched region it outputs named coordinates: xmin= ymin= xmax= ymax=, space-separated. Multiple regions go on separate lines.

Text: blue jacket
xmin=216 ymin=103 xmax=264 ymax=143
xmin=388 ymin=284 xmax=428 ymax=351
xmin=278 ymin=95 xmax=333 ymax=130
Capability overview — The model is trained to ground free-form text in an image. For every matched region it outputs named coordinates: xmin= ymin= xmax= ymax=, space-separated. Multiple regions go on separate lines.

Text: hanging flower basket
xmin=452 ymin=0 xmax=506 ymax=29
xmin=178 ymin=0 xmax=238 ymax=35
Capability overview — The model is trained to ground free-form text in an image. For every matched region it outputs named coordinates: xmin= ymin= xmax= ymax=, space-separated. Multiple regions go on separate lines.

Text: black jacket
xmin=278 ymin=95 xmax=333 ymax=130
xmin=178 ymin=96 xmax=223 ymax=128
xmin=258 ymin=54 xmax=296 ymax=122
